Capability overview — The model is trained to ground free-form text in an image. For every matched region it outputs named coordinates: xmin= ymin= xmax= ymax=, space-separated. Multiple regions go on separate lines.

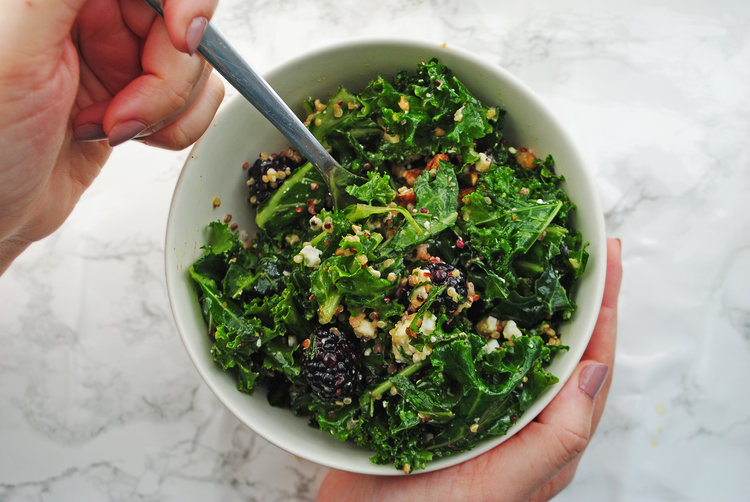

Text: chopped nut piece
xmin=516 ymin=150 xmax=537 ymax=169
xmin=398 ymin=95 xmax=410 ymax=112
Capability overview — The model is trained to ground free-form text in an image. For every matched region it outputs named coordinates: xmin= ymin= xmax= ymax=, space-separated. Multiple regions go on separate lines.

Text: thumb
xmin=1 ymin=0 xmax=88 ymax=60
xmin=468 ymin=360 xmax=609 ymax=501
xmin=513 ymin=362 xmax=609 ymax=482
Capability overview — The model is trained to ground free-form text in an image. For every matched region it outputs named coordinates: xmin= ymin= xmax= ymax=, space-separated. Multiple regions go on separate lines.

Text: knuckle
xmin=161 ymin=78 xmax=194 ymax=114
xmin=552 ymin=424 xmax=589 ymax=465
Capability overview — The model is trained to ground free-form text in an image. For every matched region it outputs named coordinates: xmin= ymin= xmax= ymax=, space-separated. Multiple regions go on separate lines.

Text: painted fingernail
xmin=108 ymin=120 xmax=149 ymax=147
xmin=73 ymin=123 xmax=107 ymax=142
xmin=186 ymin=16 xmax=208 ymax=55
xmin=579 ymin=363 xmax=609 ymax=400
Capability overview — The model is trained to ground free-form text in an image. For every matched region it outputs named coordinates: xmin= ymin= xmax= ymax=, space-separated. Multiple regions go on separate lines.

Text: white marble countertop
xmin=1 ymin=0 xmax=748 ymax=500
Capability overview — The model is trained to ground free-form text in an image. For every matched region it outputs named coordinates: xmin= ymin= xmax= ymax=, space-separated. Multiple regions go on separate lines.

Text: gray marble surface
xmin=1 ymin=0 xmax=748 ymax=500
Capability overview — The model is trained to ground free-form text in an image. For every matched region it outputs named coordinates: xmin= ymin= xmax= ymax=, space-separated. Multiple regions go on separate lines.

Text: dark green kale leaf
xmin=425 ymin=333 xmax=556 ymax=450
xmin=204 ymin=220 xmax=235 ymax=254
xmin=390 ymin=374 xmax=454 ymax=424
xmin=345 ymin=170 xmax=395 ymax=205
xmin=310 ymin=231 xmax=398 ymax=323
xmin=189 ymin=265 xmax=265 ymax=393
xmin=222 ymin=254 xmax=284 ymax=299
xmin=305 ymin=87 xmax=381 ymax=171
xmin=491 ymin=266 xmax=576 ymax=326
xmin=255 ymin=162 xmax=328 ymax=232
xmin=459 ymin=158 xmax=588 ymax=326
xmin=355 ymin=59 xmax=495 ymax=166
xmin=377 ymin=162 xmax=459 ymax=256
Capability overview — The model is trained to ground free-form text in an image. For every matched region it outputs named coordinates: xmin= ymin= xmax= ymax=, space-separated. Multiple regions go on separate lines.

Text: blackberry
xmin=301 ymin=327 xmax=360 ymax=402
xmin=247 ymin=149 xmax=302 ymax=205
xmin=400 ymin=261 xmax=468 ymax=316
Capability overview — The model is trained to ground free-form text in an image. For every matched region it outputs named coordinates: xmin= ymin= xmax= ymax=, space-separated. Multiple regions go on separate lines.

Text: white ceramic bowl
xmin=165 ymin=39 xmax=606 ymax=475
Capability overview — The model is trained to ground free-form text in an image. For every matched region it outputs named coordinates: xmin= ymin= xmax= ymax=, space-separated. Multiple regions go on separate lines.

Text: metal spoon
xmin=143 ymin=0 xmax=362 ymax=209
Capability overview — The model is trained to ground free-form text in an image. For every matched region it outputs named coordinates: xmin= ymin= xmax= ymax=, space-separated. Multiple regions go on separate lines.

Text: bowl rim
xmin=165 ymin=36 xmax=607 ymax=475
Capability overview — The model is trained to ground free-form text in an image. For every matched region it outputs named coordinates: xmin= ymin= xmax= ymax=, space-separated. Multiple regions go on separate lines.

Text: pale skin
xmin=0 ymin=0 xmax=225 ymax=274
xmin=318 ymin=238 xmax=622 ymax=502
xmin=0 ymin=3 xmax=622 ymax=500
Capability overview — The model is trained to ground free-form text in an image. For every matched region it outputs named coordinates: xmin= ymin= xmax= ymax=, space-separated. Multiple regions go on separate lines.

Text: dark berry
xmin=400 ymin=261 xmax=468 ymax=316
xmin=302 ymin=327 xmax=360 ymax=402
xmin=247 ymin=149 xmax=302 ymax=205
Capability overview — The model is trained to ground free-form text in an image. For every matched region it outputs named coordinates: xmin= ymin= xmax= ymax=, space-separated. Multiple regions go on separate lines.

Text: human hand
xmin=317 ymin=237 xmax=623 ymax=502
xmin=0 ymin=0 xmax=225 ymax=273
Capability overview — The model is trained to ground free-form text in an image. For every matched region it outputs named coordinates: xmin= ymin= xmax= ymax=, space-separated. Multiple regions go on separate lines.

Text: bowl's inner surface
xmin=165 ymin=40 xmax=606 ymax=475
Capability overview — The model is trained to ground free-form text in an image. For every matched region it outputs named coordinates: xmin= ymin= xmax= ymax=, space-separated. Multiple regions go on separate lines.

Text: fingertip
xmin=161 ymin=0 xmax=218 ymax=54
xmin=536 ymin=360 xmax=606 ymax=428
xmin=73 ymin=123 xmax=108 ymax=143
xmin=186 ymin=16 xmax=208 ymax=55
xmin=108 ymin=119 xmax=150 ymax=147
xmin=578 ymin=362 xmax=609 ymax=400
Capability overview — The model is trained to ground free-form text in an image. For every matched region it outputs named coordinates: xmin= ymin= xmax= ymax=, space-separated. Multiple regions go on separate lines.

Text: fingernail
xmin=73 ymin=123 xmax=107 ymax=142
xmin=186 ymin=16 xmax=208 ymax=55
xmin=579 ymin=363 xmax=609 ymax=400
xmin=108 ymin=120 xmax=149 ymax=147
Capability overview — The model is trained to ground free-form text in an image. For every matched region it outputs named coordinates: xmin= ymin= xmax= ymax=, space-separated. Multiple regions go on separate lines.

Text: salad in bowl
xmin=187 ymin=59 xmax=588 ymax=473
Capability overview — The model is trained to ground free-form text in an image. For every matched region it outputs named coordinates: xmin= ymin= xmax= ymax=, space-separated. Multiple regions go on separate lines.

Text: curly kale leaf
xmin=255 ymin=162 xmax=328 ymax=232
xmin=425 ymin=333 xmax=557 ymax=451
xmin=460 ymin=158 xmax=588 ymax=326
xmin=356 ymin=59 xmax=495 ymax=165
xmin=345 ymin=170 xmax=395 ymax=205
xmin=189 ymin=222 xmax=310 ymax=393
xmin=310 ymin=231 xmax=399 ymax=323
xmin=377 ymin=161 xmax=459 ymax=256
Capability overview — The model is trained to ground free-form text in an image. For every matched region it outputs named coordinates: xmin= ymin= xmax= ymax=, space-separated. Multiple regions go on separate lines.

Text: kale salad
xmin=189 ymin=59 xmax=588 ymax=473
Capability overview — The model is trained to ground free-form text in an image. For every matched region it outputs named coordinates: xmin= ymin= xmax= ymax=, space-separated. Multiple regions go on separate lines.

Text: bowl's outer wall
xmin=165 ymin=40 xmax=606 ymax=475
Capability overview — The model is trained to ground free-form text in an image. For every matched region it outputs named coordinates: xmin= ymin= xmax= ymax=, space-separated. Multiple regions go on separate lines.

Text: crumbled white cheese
xmin=419 ymin=312 xmax=437 ymax=336
xmin=503 ymin=319 xmax=523 ymax=340
xmin=390 ymin=314 xmax=432 ymax=363
xmin=299 ymin=244 xmax=322 ymax=268
xmin=482 ymin=339 xmax=500 ymax=354
xmin=475 ymin=152 xmax=492 ymax=172
xmin=349 ymin=312 xmax=378 ymax=340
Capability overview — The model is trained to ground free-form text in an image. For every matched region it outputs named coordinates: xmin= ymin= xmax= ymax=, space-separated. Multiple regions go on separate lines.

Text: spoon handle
xmin=142 ymin=0 xmax=338 ymax=175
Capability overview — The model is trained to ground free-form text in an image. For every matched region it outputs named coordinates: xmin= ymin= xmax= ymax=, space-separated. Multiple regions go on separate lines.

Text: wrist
xmin=0 ymin=236 xmax=31 ymax=276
